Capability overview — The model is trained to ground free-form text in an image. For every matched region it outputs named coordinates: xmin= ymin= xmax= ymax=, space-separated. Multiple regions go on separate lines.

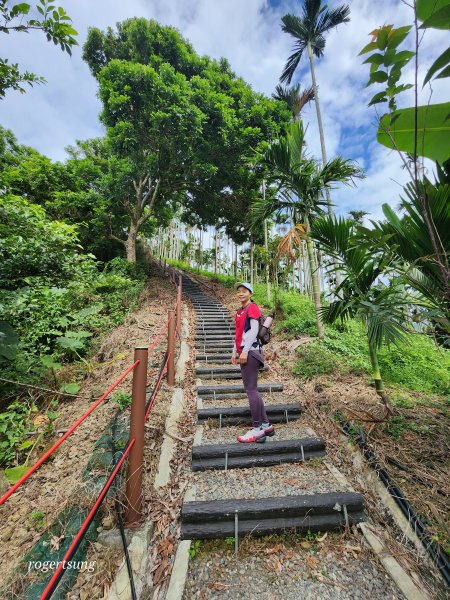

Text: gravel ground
xmin=200 ymin=421 xmax=316 ymax=445
xmin=183 ymin=534 xmax=405 ymax=600
xmin=192 ymin=461 xmax=351 ymax=501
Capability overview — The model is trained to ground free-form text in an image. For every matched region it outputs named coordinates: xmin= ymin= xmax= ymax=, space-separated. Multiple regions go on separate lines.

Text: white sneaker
xmin=236 ymin=427 xmax=266 ymax=443
xmin=261 ymin=422 xmax=275 ymax=436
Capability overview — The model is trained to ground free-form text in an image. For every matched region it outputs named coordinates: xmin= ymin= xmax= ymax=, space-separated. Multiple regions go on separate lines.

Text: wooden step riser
xmin=192 ymin=449 xmax=326 ymax=471
xmin=182 ymin=492 xmax=363 ymax=522
xmin=196 ymin=367 xmax=240 ymax=374
xmin=197 ymin=384 xmax=283 ymax=395
xmin=195 ymin=336 xmax=234 ymax=341
xmin=196 ymin=360 xmax=230 ymax=365
xmin=181 ymin=512 xmax=365 ymax=539
xmin=192 ymin=437 xmax=324 ymax=459
xmin=198 ymin=392 xmax=284 ymax=400
xmin=197 ymin=404 xmax=302 ymax=424
xmin=181 ymin=491 xmax=365 ymax=539
xmin=196 ymin=354 xmax=232 ymax=360
xmin=197 ymin=373 xmax=242 ymax=380
xmin=195 ymin=328 xmax=233 ymax=332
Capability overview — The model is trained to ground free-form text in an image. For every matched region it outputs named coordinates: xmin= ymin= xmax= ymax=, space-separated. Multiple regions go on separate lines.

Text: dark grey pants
xmin=240 ymin=350 xmax=267 ymax=428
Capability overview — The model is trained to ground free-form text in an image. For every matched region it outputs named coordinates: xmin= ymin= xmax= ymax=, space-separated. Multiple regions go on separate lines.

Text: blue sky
xmin=1 ymin=0 xmax=448 ymax=225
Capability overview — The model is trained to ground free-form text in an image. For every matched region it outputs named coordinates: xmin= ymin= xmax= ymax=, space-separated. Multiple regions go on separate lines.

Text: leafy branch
xmin=0 ymin=0 xmax=78 ymax=97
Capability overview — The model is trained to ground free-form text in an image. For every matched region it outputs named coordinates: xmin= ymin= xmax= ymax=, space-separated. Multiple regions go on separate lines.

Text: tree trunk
xmin=368 ymin=341 xmax=383 ymax=395
xmin=214 ymin=227 xmax=218 ymax=274
xmin=307 ymin=42 xmax=331 ymax=216
xmin=125 ymin=221 xmax=138 ymax=262
xmin=264 ymin=220 xmax=271 ymax=301
xmin=305 ymin=217 xmax=324 ymax=339
xmin=250 ymin=235 xmax=255 ymax=285
xmin=307 ymin=42 xmax=341 ymax=288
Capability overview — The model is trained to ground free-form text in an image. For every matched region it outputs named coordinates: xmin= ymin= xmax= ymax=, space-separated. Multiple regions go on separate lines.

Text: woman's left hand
xmin=239 ymin=352 xmax=248 ymax=365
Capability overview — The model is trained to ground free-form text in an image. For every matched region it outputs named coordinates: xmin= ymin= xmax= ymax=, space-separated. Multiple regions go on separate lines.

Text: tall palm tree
xmin=272 ymin=83 xmax=315 ymax=120
xmin=311 ymin=215 xmax=414 ymax=412
xmin=251 ymin=120 xmax=362 ymax=338
xmin=280 ymin=0 xmax=350 ymax=216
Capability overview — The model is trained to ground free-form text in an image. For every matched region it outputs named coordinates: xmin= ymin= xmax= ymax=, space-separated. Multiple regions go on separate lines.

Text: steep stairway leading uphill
xmin=166 ymin=272 xmax=421 ymax=599
xmin=180 ymin=274 xmax=366 ymax=540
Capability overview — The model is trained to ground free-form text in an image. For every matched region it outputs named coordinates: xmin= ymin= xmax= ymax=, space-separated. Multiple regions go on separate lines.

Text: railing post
xmin=167 ymin=309 xmax=175 ymax=386
xmin=125 ymin=346 xmax=148 ymax=527
xmin=176 ymin=275 xmax=182 ymax=336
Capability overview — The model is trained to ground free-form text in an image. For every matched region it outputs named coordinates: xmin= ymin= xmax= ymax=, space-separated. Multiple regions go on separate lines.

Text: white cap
xmin=235 ymin=282 xmax=253 ymax=293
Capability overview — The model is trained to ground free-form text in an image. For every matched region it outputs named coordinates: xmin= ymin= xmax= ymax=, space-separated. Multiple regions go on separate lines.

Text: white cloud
xmin=0 ymin=0 xmax=448 ymax=220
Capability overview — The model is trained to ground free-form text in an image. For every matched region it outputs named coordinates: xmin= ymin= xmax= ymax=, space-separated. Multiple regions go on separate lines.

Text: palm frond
xmin=276 ymin=224 xmax=307 ymax=260
xmin=315 ymin=4 xmax=351 ymax=37
xmin=310 ymin=215 xmax=354 ymax=258
xmin=319 ymin=297 xmax=356 ymax=323
xmin=272 ymin=84 xmax=315 ymax=117
xmin=320 ymin=156 xmax=364 ymax=187
xmin=280 ymin=14 xmax=308 ymax=84
xmin=296 ymin=85 xmax=315 ymax=113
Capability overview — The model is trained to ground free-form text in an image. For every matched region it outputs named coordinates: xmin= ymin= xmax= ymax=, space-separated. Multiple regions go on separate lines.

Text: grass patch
xmin=384 ymin=414 xmax=431 ymax=440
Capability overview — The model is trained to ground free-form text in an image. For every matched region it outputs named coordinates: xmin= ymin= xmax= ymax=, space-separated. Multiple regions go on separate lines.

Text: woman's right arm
xmin=231 ymin=341 xmax=237 ymax=365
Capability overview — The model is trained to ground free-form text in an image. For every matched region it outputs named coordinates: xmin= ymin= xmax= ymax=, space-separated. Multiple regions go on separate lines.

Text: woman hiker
xmin=231 ymin=282 xmax=275 ymax=443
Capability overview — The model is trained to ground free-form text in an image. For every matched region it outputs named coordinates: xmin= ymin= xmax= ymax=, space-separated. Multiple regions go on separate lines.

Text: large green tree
xmin=83 ymin=19 xmax=291 ymax=256
xmin=94 ymin=59 xmax=206 ymax=261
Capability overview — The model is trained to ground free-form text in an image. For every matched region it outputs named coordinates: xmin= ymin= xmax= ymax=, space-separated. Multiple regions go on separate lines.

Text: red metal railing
xmin=0 ymin=360 xmax=140 ymax=506
xmin=1 ymin=260 xmax=183 ymax=600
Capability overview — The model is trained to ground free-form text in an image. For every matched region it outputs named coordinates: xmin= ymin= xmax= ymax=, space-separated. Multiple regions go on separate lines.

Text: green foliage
xmin=27 ymin=510 xmax=45 ymax=530
xmin=377 ymin=103 xmax=450 ymax=164
xmin=0 ymin=399 xmax=36 ymax=465
xmin=276 ymin=291 xmax=317 ymax=336
xmin=0 ymin=197 xmax=146 ymax=445
xmin=83 ymin=19 xmax=291 ymax=249
xmin=111 ymin=392 xmax=132 ymax=410
xmin=280 ymin=1 xmax=351 ymax=84
xmin=0 ymin=0 xmax=78 ymax=98
xmin=360 ymin=13 xmax=450 ymax=165
xmin=385 ymin=414 xmax=430 ymax=440
xmin=188 ymin=539 xmax=202 ymax=559
xmin=0 ymin=195 xmax=81 ymax=289
xmin=293 ymin=340 xmax=342 ymax=378
xmin=368 ymin=173 xmax=450 ymax=346
xmin=281 ymin=289 xmax=450 ymax=395
xmin=60 ymin=382 xmax=79 ymax=394
xmin=377 ymin=335 xmax=450 ymax=395
xmin=0 ymin=320 xmax=18 ymax=359
xmin=305 ymin=529 xmax=322 ymax=542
